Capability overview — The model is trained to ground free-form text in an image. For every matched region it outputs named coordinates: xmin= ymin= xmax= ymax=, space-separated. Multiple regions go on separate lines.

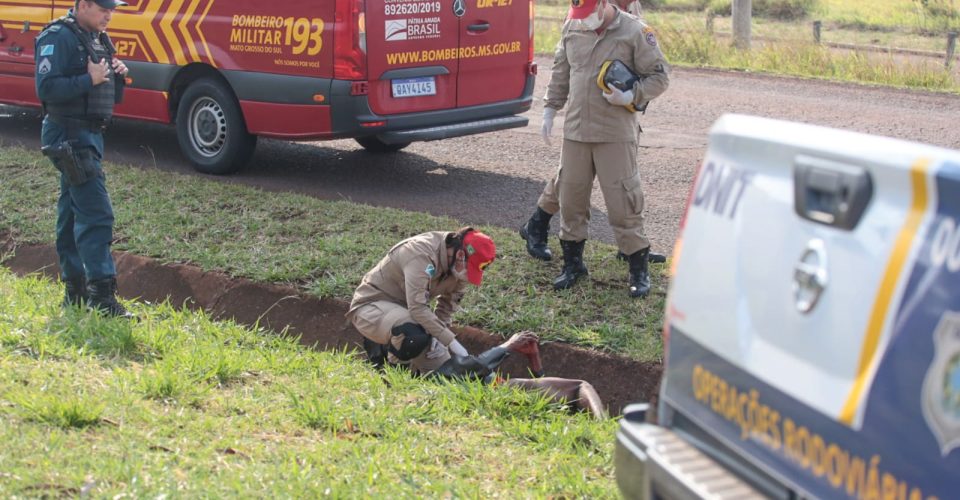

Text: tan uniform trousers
xmin=546 ymin=139 xmax=649 ymax=255
xmin=350 ymin=301 xmax=451 ymax=373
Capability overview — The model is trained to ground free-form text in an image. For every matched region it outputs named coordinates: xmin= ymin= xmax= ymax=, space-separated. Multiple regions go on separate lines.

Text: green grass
xmin=657 ymin=18 xmax=959 ymax=88
xmin=540 ymin=0 xmax=960 ymax=34
xmin=815 ymin=0 xmax=959 ymax=33
xmin=0 ymin=146 xmax=666 ymax=362
xmin=534 ymin=9 xmax=960 ymax=93
xmin=655 ymin=10 xmax=957 ymax=51
xmin=651 ymin=0 xmax=960 ymax=31
xmin=0 ymin=269 xmax=618 ymax=497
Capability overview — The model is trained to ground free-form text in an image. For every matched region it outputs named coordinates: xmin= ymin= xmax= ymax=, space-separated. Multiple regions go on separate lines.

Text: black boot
xmin=63 ymin=277 xmax=87 ymax=308
xmin=519 ymin=207 xmax=553 ymax=261
xmin=553 ymin=239 xmax=589 ymax=291
xmin=86 ymin=277 xmax=133 ymax=318
xmin=363 ymin=337 xmax=388 ymax=370
xmin=617 ymin=249 xmax=666 ymax=264
xmin=627 ymin=248 xmax=652 ymax=298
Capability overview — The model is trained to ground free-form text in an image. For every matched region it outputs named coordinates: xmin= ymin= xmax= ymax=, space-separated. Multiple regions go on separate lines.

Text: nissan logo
xmin=453 ymin=0 xmax=466 ymax=17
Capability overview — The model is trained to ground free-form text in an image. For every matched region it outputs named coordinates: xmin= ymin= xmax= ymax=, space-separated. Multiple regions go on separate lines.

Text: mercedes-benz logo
xmin=453 ymin=0 xmax=466 ymax=17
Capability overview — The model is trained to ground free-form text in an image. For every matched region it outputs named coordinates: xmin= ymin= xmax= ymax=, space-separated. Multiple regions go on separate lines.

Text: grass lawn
xmin=0 ymin=146 xmax=667 ymax=362
xmin=650 ymin=0 xmax=960 ymax=32
xmin=535 ymin=0 xmax=960 ymax=93
xmin=814 ymin=0 xmax=959 ymax=33
xmin=539 ymin=0 xmax=960 ymax=36
xmin=0 ymin=269 xmax=617 ymax=497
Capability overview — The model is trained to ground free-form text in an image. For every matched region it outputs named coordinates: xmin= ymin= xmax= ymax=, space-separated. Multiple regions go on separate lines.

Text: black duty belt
xmin=46 ymin=114 xmax=110 ymax=132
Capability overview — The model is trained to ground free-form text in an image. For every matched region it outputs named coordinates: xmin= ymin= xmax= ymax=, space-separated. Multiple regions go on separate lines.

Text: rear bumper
xmin=329 ymin=74 xmax=535 ymax=142
xmin=376 ymin=115 xmax=528 ymax=144
xmin=615 ymin=404 xmax=764 ymax=500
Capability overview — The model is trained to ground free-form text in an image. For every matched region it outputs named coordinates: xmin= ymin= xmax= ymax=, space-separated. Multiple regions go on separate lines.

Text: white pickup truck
xmin=616 ymin=114 xmax=960 ymax=499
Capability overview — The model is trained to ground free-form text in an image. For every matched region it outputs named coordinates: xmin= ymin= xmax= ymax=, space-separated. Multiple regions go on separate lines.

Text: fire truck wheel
xmin=176 ymin=79 xmax=257 ymax=175
xmin=355 ymin=136 xmax=411 ymax=153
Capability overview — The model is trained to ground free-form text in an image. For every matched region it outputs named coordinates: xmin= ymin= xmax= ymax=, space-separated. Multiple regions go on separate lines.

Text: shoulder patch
xmin=643 ymin=27 xmax=658 ymax=47
xmin=37 ymin=58 xmax=51 ymax=75
xmin=40 ymin=44 xmax=54 ymax=56
xmin=425 ymin=263 xmax=436 ymax=278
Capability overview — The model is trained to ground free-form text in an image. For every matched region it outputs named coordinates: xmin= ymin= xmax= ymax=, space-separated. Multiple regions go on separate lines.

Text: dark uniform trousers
xmin=41 ymin=119 xmax=115 ymax=282
xmin=535 ymin=141 xmax=649 ymax=255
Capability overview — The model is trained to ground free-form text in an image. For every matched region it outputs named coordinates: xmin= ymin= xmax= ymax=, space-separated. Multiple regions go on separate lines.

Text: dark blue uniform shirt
xmin=35 ymin=16 xmax=104 ymax=153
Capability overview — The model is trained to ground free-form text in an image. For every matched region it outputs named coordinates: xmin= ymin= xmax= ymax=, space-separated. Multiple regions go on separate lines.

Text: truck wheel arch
xmin=169 ymin=66 xmax=256 ymax=175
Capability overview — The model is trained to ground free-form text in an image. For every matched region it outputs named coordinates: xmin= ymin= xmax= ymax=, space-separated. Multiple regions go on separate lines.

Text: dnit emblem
xmin=922 ymin=311 xmax=960 ymax=456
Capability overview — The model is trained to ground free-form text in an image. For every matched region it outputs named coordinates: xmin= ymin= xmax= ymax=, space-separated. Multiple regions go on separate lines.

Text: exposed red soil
xmin=1 ymin=238 xmax=662 ymax=416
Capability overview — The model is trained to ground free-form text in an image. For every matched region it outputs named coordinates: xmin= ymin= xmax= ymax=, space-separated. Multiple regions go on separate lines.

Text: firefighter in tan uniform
xmin=347 ymin=227 xmax=495 ymax=374
xmin=519 ymin=0 xmax=669 ymax=298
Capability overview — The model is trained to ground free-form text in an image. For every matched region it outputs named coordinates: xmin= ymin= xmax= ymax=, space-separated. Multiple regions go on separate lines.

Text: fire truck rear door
xmin=0 ymin=1 xmax=52 ymax=105
xmin=455 ymin=0 xmax=528 ymax=107
xmin=366 ymin=0 xmax=459 ymax=115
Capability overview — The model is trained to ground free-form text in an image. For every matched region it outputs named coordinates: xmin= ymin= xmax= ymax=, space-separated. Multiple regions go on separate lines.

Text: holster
xmin=41 ymin=141 xmax=98 ymax=186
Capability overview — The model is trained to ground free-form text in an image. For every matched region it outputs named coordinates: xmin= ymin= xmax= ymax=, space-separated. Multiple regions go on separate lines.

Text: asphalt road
xmin=3 ymin=55 xmax=959 ymax=252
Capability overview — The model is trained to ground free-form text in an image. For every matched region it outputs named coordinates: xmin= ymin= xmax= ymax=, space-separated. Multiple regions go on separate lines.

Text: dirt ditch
xmin=1 ymin=238 xmax=663 ymax=415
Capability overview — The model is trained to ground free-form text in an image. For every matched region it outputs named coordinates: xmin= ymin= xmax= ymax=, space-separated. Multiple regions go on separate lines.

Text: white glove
xmin=603 ymin=87 xmax=635 ymax=107
xmin=448 ymin=339 xmax=469 ymax=357
xmin=541 ymin=107 xmax=556 ymax=146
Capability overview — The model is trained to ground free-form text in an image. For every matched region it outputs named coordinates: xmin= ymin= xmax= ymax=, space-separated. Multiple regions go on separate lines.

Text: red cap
xmin=569 ymin=0 xmax=601 ymax=20
xmin=462 ymin=231 xmax=496 ymax=286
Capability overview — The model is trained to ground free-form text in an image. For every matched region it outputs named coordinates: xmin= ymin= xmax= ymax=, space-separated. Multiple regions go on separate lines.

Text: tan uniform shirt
xmin=347 ymin=231 xmax=466 ymax=347
xmin=544 ymin=10 xmax=670 ymax=143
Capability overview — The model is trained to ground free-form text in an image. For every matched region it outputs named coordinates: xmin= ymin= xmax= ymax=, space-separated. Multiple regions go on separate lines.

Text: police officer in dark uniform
xmin=35 ymin=0 xmax=131 ymax=316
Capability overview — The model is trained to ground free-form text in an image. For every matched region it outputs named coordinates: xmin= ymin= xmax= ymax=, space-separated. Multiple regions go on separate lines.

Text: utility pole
xmin=948 ymin=32 xmax=958 ymax=69
xmin=732 ymin=0 xmax=752 ymax=50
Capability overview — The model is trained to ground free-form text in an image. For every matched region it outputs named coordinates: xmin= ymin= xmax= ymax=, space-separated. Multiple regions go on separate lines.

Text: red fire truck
xmin=0 ymin=0 xmax=535 ymax=173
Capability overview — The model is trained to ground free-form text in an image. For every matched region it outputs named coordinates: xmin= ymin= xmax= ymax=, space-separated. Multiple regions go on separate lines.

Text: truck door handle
xmin=793 ymin=155 xmax=873 ymax=230
xmin=9 ymin=43 xmax=22 ymax=54
xmin=794 ymin=239 xmax=828 ymax=314
xmin=467 ymin=23 xmax=490 ymax=32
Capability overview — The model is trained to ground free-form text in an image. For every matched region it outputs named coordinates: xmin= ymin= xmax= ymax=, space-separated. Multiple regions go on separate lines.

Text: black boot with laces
xmin=87 ymin=277 xmax=134 ymax=318
xmin=63 ymin=276 xmax=87 ymax=308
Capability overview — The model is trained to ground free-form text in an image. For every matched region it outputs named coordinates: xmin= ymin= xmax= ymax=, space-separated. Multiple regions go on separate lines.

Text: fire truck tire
xmin=355 ymin=136 xmax=410 ymax=153
xmin=176 ymin=79 xmax=257 ymax=175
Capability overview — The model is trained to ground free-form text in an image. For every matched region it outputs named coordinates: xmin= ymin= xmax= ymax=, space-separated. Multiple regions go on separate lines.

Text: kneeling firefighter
xmin=347 ymin=227 xmax=496 ymax=374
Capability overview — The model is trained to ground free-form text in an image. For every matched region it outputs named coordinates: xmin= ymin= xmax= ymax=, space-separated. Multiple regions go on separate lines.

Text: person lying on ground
xmin=428 ymin=331 xmax=607 ymax=420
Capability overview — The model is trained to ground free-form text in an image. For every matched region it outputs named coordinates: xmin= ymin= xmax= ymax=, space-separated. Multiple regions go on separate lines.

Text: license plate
xmin=391 ymin=77 xmax=436 ymax=98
